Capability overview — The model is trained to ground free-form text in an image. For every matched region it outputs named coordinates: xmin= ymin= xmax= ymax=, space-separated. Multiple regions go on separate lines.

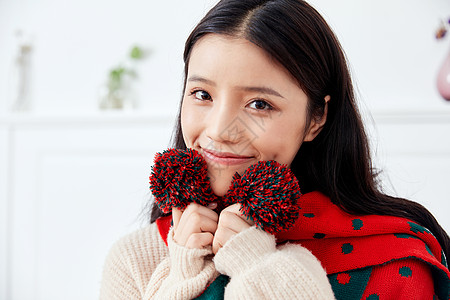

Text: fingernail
xmin=207 ymin=202 xmax=217 ymax=209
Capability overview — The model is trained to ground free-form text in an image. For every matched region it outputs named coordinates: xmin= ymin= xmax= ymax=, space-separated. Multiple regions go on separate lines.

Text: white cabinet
xmin=0 ymin=125 xmax=9 ymax=300
xmin=1 ymin=112 xmax=175 ymax=300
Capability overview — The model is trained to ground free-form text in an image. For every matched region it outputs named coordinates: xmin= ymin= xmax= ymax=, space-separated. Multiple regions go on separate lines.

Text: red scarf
xmin=157 ymin=191 xmax=450 ymax=299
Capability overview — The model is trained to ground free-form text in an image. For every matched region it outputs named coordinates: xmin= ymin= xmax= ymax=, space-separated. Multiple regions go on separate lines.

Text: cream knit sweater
xmin=99 ymin=223 xmax=335 ymax=299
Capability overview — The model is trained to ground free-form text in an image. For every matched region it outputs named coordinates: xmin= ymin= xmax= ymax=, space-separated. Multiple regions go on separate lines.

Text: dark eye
xmin=249 ymin=100 xmax=273 ymax=110
xmin=192 ymin=90 xmax=212 ymax=101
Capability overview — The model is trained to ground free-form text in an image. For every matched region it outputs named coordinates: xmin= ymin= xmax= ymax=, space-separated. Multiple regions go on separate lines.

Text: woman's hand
xmin=212 ymin=203 xmax=255 ymax=254
xmin=172 ymin=202 xmax=219 ymax=249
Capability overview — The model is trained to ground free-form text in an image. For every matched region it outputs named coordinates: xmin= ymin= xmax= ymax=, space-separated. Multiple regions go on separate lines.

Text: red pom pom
xmin=225 ymin=161 xmax=301 ymax=234
xmin=149 ymin=148 xmax=301 ymax=234
xmin=149 ymin=148 xmax=218 ymax=213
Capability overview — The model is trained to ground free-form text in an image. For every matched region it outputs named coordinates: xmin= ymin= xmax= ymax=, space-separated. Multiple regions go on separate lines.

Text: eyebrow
xmin=187 ymin=75 xmax=285 ymax=99
xmin=188 ymin=75 xmax=216 ymax=86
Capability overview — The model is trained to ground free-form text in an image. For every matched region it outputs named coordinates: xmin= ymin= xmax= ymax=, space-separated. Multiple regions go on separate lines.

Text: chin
xmin=210 ymin=180 xmax=230 ymax=197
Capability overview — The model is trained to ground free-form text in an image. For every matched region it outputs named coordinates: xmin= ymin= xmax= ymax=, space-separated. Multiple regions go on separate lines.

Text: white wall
xmin=312 ymin=0 xmax=450 ymax=112
xmin=1 ymin=0 xmax=450 ymax=113
xmin=0 ymin=0 xmax=218 ymax=113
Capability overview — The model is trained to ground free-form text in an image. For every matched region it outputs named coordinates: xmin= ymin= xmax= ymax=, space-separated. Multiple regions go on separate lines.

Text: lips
xmin=202 ymin=148 xmax=254 ymax=166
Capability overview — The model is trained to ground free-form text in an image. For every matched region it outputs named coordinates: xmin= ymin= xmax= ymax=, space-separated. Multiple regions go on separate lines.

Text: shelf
xmin=365 ymin=108 xmax=450 ymax=124
xmin=0 ymin=109 xmax=178 ymax=127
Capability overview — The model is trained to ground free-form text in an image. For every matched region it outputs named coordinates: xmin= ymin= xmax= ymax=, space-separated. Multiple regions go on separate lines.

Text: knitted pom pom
xmin=149 ymin=148 xmax=218 ymax=213
xmin=225 ymin=161 xmax=301 ymax=234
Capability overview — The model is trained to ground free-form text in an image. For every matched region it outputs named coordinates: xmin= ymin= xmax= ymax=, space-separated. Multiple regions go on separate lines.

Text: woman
xmin=100 ymin=0 xmax=450 ymax=299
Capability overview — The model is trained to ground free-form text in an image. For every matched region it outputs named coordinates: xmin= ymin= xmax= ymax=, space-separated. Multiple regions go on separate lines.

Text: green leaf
xmin=130 ymin=46 xmax=142 ymax=59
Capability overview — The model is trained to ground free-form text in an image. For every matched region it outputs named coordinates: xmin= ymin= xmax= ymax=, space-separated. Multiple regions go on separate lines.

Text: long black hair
xmin=150 ymin=0 xmax=450 ymax=259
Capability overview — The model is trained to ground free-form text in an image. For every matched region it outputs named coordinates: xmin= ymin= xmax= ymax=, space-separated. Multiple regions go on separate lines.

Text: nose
xmin=205 ymin=101 xmax=244 ymax=145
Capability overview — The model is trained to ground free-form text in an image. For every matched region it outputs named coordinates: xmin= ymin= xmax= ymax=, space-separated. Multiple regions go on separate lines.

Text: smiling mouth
xmin=202 ymin=148 xmax=254 ymax=166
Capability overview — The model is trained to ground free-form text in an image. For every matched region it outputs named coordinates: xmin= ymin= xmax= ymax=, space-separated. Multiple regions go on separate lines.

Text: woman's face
xmin=181 ymin=34 xmax=325 ymax=196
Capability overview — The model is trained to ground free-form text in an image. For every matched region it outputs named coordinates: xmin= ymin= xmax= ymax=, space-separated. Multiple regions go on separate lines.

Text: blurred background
xmin=1 ymin=0 xmax=449 ymax=299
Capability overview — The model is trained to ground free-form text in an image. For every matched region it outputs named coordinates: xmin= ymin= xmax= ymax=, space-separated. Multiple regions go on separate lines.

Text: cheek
xmin=257 ymin=117 xmax=305 ymax=165
xmin=180 ymin=99 xmax=196 ymax=147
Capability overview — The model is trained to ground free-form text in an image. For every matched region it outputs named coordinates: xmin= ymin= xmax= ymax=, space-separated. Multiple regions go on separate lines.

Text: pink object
xmin=437 ymin=50 xmax=450 ymax=101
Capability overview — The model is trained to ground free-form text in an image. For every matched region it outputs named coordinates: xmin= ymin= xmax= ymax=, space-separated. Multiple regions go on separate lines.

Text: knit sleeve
xmin=99 ymin=225 xmax=169 ymax=300
xmin=360 ymin=258 xmax=435 ymax=299
xmin=99 ymin=225 xmax=218 ymax=300
xmin=143 ymin=227 xmax=217 ymax=299
xmin=99 ymin=239 xmax=142 ymax=299
xmin=213 ymin=226 xmax=335 ymax=299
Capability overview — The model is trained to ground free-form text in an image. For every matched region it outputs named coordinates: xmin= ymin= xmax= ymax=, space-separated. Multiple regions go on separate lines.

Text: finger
xmin=173 ymin=204 xmax=219 ymax=246
xmin=221 ymin=203 xmax=249 ymax=219
xmin=177 ymin=212 xmax=218 ymax=240
xmin=183 ymin=202 xmax=219 ymax=223
xmin=174 ymin=202 xmax=218 ymax=231
xmin=178 ymin=204 xmax=218 ymax=233
xmin=172 ymin=207 xmax=183 ymax=230
xmin=221 ymin=203 xmax=242 ymax=214
xmin=207 ymin=202 xmax=217 ymax=210
xmin=222 ymin=203 xmax=255 ymax=226
xmin=186 ymin=232 xmax=214 ymax=249
xmin=219 ymin=210 xmax=253 ymax=233
xmin=213 ymin=227 xmax=237 ymax=254
xmin=212 ymin=210 xmax=254 ymax=254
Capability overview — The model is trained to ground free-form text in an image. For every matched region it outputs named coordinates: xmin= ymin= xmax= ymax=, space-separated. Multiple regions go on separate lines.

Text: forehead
xmin=187 ymin=33 xmax=299 ymax=90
